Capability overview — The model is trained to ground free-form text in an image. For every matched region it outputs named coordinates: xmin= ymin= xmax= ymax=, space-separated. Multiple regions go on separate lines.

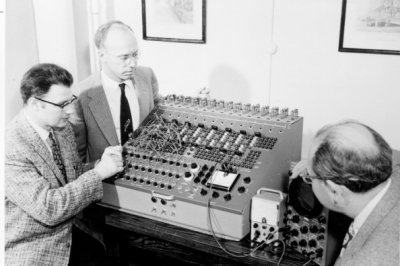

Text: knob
xmin=243 ymin=177 xmax=251 ymax=184
xmin=224 ymin=194 xmax=232 ymax=201
xmin=212 ymin=192 xmax=219 ymax=198
xmin=190 ymin=163 xmax=199 ymax=171
xmin=299 ymin=239 xmax=307 ymax=247
xmin=290 ymin=229 xmax=299 ymax=237
xmin=310 ymin=225 xmax=319 ymax=233
xmin=238 ymin=186 xmax=246 ymax=193
xmin=184 ymin=172 xmax=192 ymax=178
xmin=292 ymin=215 xmax=300 ymax=223
xmin=309 ymin=239 xmax=317 ymax=248
xmin=300 ymin=226 xmax=308 ymax=234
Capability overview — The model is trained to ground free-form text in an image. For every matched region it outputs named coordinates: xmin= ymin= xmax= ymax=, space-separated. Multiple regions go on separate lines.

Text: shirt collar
xmin=352 ymin=178 xmax=391 ymax=235
xmin=101 ymin=71 xmax=120 ymax=93
xmin=101 ymin=71 xmax=134 ymax=92
xmin=24 ymin=109 xmax=51 ymax=143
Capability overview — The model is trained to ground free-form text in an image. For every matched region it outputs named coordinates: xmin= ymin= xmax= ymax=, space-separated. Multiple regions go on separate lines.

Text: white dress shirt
xmin=101 ymin=71 xmax=140 ymax=143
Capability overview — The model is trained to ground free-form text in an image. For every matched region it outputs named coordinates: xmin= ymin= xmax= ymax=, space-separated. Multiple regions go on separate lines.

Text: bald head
xmin=310 ymin=121 xmax=392 ymax=192
xmin=94 ymin=20 xmax=135 ymax=50
xmin=313 ymin=122 xmax=379 ymax=158
xmin=95 ymin=20 xmax=139 ymax=82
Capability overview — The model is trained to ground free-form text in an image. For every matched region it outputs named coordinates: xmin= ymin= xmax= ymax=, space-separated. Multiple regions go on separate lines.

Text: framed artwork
xmin=142 ymin=0 xmax=206 ymax=44
xmin=339 ymin=0 xmax=400 ymax=55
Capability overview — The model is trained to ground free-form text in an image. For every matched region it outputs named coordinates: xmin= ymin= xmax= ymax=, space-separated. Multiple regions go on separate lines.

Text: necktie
xmin=339 ymin=222 xmax=355 ymax=257
xmin=120 ymin=83 xmax=134 ymax=144
xmin=48 ymin=132 xmax=67 ymax=183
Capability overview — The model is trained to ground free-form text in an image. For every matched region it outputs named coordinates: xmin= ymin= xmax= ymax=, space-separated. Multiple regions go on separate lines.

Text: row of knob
xmin=163 ymin=94 xmax=299 ymax=119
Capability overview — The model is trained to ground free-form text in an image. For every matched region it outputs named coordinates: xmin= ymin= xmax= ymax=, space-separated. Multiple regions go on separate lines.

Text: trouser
xmin=69 ymin=226 xmax=114 ymax=266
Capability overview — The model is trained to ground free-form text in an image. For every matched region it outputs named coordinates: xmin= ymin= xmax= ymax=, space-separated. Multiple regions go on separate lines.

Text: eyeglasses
xmin=34 ymin=95 xmax=77 ymax=110
xmin=302 ymin=173 xmax=375 ymax=185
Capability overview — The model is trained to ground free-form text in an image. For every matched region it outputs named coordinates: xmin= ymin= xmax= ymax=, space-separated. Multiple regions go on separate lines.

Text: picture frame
xmin=338 ymin=0 xmax=400 ymax=55
xmin=142 ymin=0 xmax=206 ymax=44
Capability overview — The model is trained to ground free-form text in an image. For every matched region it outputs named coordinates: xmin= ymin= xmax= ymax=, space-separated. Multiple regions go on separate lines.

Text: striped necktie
xmin=48 ymin=132 xmax=67 ymax=183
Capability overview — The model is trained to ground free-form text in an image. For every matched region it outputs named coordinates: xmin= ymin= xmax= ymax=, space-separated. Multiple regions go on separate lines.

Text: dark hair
xmin=312 ymin=121 xmax=392 ymax=193
xmin=20 ymin=63 xmax=73 ymax=104
xmin=94 ymin=20 xmax=133 ymax=49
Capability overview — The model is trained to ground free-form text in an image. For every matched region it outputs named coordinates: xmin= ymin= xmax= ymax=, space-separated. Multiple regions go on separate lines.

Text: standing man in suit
xmin=5 ymin=63 xmax=124 ymax=265
xmin=291 ymin=121 xmax=399 ymax=266
xmin=73 ymin=20 xmax=160 ymax=163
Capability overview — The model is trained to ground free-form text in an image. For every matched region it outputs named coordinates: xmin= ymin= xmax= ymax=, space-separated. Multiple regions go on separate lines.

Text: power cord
xmin=206 ymin=176 xmax=288 ymax=260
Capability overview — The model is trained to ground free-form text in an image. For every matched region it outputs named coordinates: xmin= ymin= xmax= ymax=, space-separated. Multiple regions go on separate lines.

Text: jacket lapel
xmin=54 ymin=128 xmax=75 ymax=183
xmin=131 ymin=71 xmax=149 ymax=123
xmin=88 ymin=86 xmax=119 ymax=145
xmin=16 ymin=114 xmax=66 ymax=186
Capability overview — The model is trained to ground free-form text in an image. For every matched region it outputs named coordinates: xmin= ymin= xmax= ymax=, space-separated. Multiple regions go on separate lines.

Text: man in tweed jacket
xmin=5 ymin=63 xmax=124 ymax=266
xmin=291 ymin=121 xmax=399 ymax=266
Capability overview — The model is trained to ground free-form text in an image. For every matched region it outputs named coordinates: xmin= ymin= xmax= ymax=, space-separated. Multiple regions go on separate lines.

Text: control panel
xmin=284 ymin=205 xmax=328 ymax=264
xmin=282 ymin=172 xmax=352 ymax=265
xmin=101 ymin=94 xmax=303 ymax=241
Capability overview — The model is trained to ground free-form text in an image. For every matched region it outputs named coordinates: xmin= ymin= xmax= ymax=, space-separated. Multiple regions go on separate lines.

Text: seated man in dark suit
xmin=5 ymin=63 xmax=123 ymax=266
xmin=291 ymin=120 xmax=399 ymax=266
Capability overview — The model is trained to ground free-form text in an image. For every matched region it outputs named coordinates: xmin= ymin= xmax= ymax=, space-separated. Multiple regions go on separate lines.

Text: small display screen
xmin=288 ymin=177 xmax=323 ymax=218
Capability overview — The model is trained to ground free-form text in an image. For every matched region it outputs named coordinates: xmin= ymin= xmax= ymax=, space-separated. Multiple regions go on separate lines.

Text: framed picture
xmin=339 ymin=0 xmax=400 ymax=55
xmin=142 ymin=0 xmax=206 ymax=44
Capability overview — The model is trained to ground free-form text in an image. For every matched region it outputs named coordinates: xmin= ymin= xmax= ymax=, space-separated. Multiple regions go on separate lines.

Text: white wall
xmin=33 ymin=0 xmax=78 ymax=78
xmin=271 ymin=0 xmax=400 ymax=156
xmin=5 ymin=0 xmax=94 ymax=122
xmin=113 ymin=0 xmax=400 ymax=156
xmin=114 ymin=0 xmax=274 ymax=105
xmin=5 ymin=0 xmax=39 ymax=122
xmin=5 ymin=0 xmax=400 ymax=156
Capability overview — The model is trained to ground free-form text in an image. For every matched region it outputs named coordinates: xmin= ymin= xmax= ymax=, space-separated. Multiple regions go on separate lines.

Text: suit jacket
xmin=335 ymin=167 xmax=400 ymax=266
xmin=73 ymin=66 xmax=159 ymax=163
xmin=5 ymin=112 xmax=103 ymax=266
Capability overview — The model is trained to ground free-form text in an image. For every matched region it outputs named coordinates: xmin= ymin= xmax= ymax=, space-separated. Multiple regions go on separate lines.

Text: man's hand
xmin=94 ymin=146 xmax=124 ymax=180
xmin=290 ymin=159 xmax=309 ymax=180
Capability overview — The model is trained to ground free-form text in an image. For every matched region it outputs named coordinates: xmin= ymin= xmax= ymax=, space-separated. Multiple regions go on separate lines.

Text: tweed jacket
xmin=72 ymin=66 xmax=159 ymax=163
xmin=334 ymin=167 xmax=400 ymax=266
xmin=5 ymin=112 xmax=104 ymax=266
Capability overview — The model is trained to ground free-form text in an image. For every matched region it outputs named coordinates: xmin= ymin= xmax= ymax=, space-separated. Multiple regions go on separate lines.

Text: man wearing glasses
xmin=5 ymin=63 xmax=124 ymax=265
xmin=73 ymin=20 xmax=159 ymax=164
xmin=291 ymin=121 xmax=399 ymax=266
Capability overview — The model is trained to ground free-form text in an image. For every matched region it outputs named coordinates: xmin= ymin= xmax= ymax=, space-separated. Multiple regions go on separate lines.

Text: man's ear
xmin=27 ymin=97 xmax=40 ymax=110
xmin=98 ymin=49 xmax=106 ymax=61
xmin=326 ymin=180 xmax=348 ymax=206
